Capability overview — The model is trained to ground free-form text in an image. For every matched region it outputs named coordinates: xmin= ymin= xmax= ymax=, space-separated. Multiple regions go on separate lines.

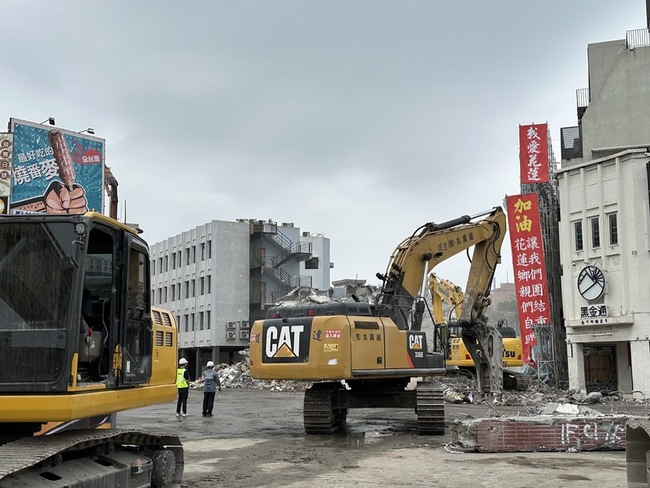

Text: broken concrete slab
xmin=451 ymin=408 xmax=638 ymax=453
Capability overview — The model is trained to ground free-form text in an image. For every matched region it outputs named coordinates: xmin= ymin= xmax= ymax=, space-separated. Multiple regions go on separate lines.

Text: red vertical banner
xmin=506 ymin=193 xmax=551 ymax=365
xmin=519 ymin=123 xmax=549 ymax=184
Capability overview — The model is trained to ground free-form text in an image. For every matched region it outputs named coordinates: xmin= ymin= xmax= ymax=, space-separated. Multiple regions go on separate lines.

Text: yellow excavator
xmin=0 ymin=212 xmax=183 ymax=486
xmin=428 ymin=273 xmax=524 ymax=388
xmin=250 ymin=206 xmax=507 ymax=434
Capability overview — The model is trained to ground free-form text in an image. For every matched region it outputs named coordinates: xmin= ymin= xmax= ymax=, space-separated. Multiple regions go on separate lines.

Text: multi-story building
xmin=150 ymin=218 xmax=331 ymax=375
xmin=557 ymin=26 xmax=650 ymax=395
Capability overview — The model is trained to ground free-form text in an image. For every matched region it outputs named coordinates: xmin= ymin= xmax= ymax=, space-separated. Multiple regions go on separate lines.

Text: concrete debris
xmin=450 ymin=412 xmax=635 ymax=453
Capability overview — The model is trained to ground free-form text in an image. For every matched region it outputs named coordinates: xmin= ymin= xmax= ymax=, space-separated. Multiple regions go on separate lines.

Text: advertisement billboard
xmin=8 ymin=118 xmax=104 ymax=214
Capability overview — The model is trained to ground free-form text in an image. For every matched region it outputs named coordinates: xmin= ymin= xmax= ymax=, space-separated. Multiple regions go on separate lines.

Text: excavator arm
xmin=376 ymin=206 xmax=507 ymax=394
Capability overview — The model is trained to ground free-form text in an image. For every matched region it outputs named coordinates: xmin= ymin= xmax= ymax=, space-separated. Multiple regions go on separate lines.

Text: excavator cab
xmin=0 ymin=212 xmax=177 ymax=432
xmin=0 ymin=212 xmax=183 ymax=485
xmin=0 ymin=212 xmax=152 ymax=393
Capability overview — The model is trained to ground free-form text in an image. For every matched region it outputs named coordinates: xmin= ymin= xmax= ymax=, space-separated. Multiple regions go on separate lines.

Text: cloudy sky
xmin=0 ymin=1 xmax=646 ymax=288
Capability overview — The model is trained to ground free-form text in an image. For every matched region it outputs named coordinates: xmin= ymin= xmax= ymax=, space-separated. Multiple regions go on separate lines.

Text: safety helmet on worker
xmin=179 ymin=357 xmax=188 ymax=365
xmin=207 ymin=360 xmax=214 ymax=368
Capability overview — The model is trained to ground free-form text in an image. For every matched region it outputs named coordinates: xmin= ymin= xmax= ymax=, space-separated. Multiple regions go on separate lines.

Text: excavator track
xmin=304 ymin=383 xmax=348 ymax=434
xmin=0 ymin=429 xmax=183 ymax=487
xmin=416 ymin=382 xmax=445 ymax=435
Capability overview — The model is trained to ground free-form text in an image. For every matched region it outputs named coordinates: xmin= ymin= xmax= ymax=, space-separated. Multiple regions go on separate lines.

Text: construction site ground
xmin=117 ymin=388 xmax=648 ymax=488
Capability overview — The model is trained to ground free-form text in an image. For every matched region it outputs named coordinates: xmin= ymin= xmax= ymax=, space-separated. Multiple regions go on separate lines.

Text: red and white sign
xmin=506 ymin=193 xmax=551 ymax=365
xmin=519 ymin=123 xmax=549 ymax=184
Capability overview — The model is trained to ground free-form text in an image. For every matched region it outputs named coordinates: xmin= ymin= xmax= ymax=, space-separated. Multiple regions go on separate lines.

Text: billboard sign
xmin=8 ymin=118 xmax=104 ymax=214
xmin=519 ymin=123 xmax=549 ymax=184
xmin=506 ymin=193 xmax=551 ymax=365
xmin=0 ymin=133 xmax=13 ymax=214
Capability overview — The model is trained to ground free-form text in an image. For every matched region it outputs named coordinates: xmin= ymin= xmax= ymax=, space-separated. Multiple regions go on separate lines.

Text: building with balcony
xmin=557 ymin=26 xmax=650 ymax=395
xmin=150 ymin=218 xmax=331 ymax=376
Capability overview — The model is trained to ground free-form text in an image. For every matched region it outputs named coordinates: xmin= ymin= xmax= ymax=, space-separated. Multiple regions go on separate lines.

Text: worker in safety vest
xmin=176 ymin=357 xmax=190 ymax=417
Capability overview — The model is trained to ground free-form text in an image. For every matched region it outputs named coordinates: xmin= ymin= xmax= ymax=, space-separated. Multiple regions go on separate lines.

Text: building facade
xmin=151 ymin=218 xmax=331 ymax=375
xmin=557 ymin=27 xmax=650 ymax=396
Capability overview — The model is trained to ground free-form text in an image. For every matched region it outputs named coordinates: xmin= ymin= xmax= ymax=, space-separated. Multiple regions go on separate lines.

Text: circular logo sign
xmin=577 ymin=265 xmax=605 ymax=301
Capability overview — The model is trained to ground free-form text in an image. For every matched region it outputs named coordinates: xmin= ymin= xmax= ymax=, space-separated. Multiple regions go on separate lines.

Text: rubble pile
xmin=189 ymin=357 xmax=311 ymax=392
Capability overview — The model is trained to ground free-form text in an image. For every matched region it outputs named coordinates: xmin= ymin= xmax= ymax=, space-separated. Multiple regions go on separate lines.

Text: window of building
xmin=207 ymin=241 xmax=212 ymax=259
xmin=207 ymin=275 xmax=211 ymax=294
xmin=177 ymin=251 xmax=181 ymax=267
xmin=163 ymin=286 xmax=167 ymax=303
xmin=171 ymin=284 xmax=176 ymax=301
xmin=158 ymin=287 xmax=162 ymax=303
xmin=186 ymin=247 xmax=190 ymax=265
xmin=172 ymin=252 xmax=176 ymax=269
xmin=159 ymin=257 xmax=163 ymax=272
xmin=184 ymin=314 xmax=189 ymax=332
xmin=185 ymin=281 xmax=190 ymax=299
xmin=191 ymin=279 xmax=196 ymax=297
xmin=305 ymin=257 xmax=319 ymax=269
xmin=192 ymin=246 xmax=196 ymax=264
xmin=200 ymin=277 xmax=205 ymax=295
xmin=199 ymin=311 xmax=204 ymax=330
xmin=201 ymin=242 xmax=205 ymax=260
xmin=164 ymin=255 xmax=168 ymax=272
xmin=574 ymin=221 xmax=583 ymax=251
xmin=152 ymin=260 xmax=155 ymax=275
xmin=176 ymin=315 xmax=181 ymax=329
xmin=608 ymin=213 xmax=618 ymax=246
xmin=207 ymin=310 xmax=211 ymax=330
xmin=191 ymin=313 xmax=195 ymax=331
xmin=591 ymin=216 xmax=600 ymax=248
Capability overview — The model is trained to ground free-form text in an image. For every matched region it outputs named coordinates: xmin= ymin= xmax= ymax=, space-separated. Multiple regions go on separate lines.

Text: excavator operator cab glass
xmin=122 ymin=242 xmax=152 ymax=384
xmin=0 ymin=221 xmax=75 ymax=386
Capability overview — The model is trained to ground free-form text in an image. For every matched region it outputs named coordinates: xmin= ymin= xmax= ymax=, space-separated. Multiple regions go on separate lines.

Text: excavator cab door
xmin=119 ymin=235 xmax=152 ymax=385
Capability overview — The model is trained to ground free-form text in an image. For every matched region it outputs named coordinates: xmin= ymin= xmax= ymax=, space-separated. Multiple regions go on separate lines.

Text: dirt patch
xmin=116 ymin=389 xmax=636 ymax=487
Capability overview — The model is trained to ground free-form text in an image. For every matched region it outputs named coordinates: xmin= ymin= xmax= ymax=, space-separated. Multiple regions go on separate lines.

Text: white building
xmin=150 ymin=218 xmax=331 ymax=374
xmin=557 ymin=27 xmax=650 ymax=396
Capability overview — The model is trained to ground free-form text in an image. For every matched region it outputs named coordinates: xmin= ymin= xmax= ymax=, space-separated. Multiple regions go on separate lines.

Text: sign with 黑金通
xmin=506 ymin=193 xmax=551 ymax=365
xmin=8 ymin=118 xmax=104 ymax=215
xmin=519 ymin=123 xmax=549 ymax=184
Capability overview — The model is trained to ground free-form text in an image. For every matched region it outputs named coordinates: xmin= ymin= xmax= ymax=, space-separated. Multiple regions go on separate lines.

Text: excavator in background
xmin=428 ymin=273 xmax=524 ymax=389
xmin=250 ymin=206 xmax=507 ymax=435
xmin=0 ymin=212 xmax=183 ymax=486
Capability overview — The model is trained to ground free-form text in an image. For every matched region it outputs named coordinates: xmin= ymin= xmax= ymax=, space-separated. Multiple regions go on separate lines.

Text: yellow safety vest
xmin=177 ymin=368 xmax=188 ymax=388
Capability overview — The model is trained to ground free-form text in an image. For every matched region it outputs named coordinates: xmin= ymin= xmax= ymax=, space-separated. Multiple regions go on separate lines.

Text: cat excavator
xmin=0 ymin=212 xmax=183 ymax=487
xmin=428 ymin=273 xmax=524 ymax=389
xmin=249 ymin=206 xmax=507 ymax=435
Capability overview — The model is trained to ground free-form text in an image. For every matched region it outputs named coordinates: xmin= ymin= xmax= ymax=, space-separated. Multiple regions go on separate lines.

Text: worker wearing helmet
xmin=176 ymin=357 xmax=190 ymax=418
xmin=202 ymin=360 xmax=222 ymax=418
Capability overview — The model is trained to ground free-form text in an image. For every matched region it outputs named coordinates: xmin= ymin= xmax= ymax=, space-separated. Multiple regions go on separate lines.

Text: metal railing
xmin=626 ymin=28 xmax=650 ymax=49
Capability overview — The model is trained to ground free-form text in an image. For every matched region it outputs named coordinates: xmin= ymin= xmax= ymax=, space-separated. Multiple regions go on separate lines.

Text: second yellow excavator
xmin=428 ymin=273 xmax=524 ymax=388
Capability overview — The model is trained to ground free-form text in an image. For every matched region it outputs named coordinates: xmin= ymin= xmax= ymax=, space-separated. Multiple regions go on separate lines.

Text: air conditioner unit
xmin=226 ymin=321 xmax=236 ymax=329
xmin=226 ymin=331 xmax=236 ymax=340
xmin=239 ymin=330 xmax=250 ymax=340
xmin=240 ymin=320 xmax=250 ymax=329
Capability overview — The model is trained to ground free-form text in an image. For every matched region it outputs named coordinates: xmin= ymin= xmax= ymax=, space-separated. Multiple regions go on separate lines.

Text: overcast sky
xmin=0 ymin=1 xmax=646 ymax=288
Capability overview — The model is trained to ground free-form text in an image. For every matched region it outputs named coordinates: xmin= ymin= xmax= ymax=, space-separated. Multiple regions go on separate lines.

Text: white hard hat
xmin=207 ymin=360 xmax=214 ymax=367
xmin=179 ymin=357 xmax=188 ymax=365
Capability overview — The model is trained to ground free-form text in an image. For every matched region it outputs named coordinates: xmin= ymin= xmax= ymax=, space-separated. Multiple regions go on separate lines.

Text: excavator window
xmin=122 ymin=244 xmax=152 ymax=384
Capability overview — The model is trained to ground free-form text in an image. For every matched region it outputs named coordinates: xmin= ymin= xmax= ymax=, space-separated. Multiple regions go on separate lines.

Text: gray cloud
xmin=0 ymin=0 xmax=644 ymax=286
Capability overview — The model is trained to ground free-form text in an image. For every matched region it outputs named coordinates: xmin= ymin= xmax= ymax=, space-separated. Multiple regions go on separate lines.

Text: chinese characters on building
xmin=506 ymin=193 xmax=551 ymax=365
xmin=580 ymin=306 xmax=608 ymax=319
xmin=519 ymin=123 xmax=549 ymax=184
